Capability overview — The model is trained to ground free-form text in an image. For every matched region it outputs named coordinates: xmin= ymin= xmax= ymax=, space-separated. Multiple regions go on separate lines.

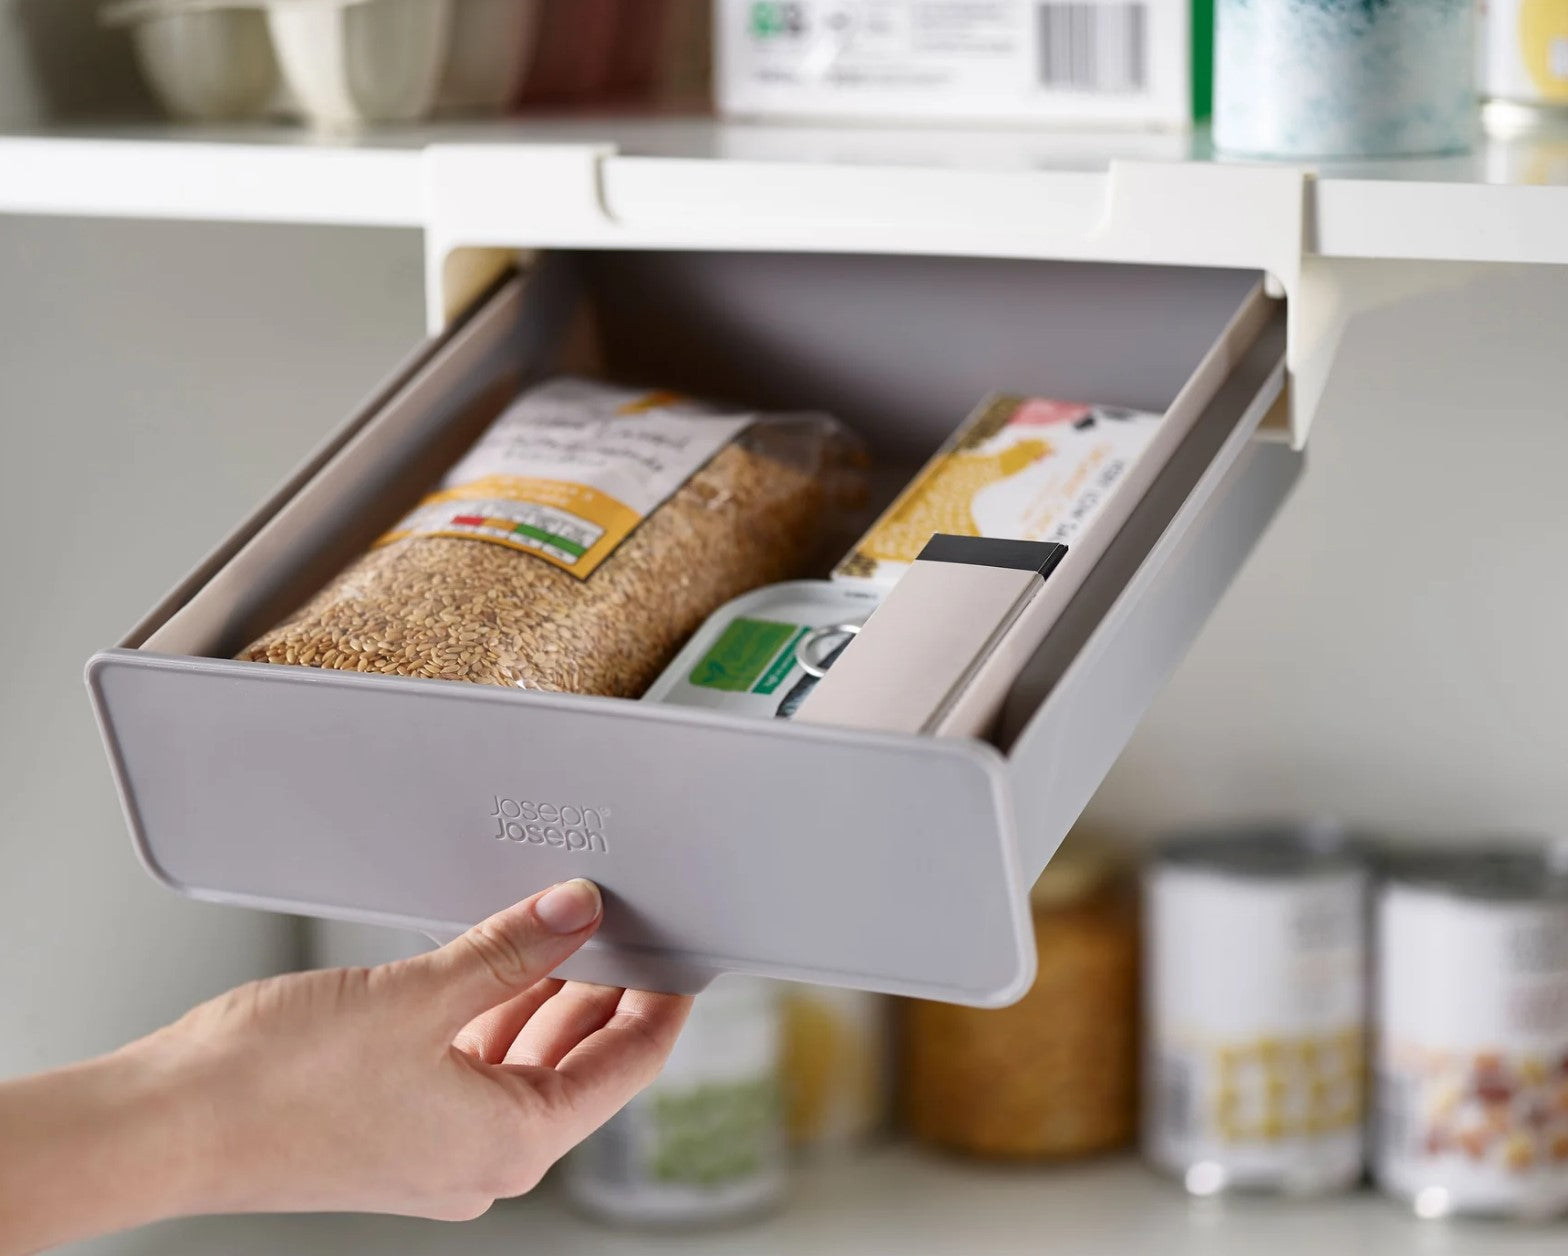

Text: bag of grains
xmin=241 ymin=378 xmax=865 ymax=697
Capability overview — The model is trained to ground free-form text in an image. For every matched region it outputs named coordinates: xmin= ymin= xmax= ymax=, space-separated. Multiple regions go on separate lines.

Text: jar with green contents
xmin=563 ymin=976 xmax=786 ymax=1227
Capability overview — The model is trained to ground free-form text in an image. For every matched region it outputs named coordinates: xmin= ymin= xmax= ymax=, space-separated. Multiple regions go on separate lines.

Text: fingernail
xmin=536 ymin=879 xmax=602 ymax=934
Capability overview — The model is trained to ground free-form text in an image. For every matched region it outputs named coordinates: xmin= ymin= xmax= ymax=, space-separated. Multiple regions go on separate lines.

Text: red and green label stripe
xmin=449 ymin=514 xmax=587 ymax=559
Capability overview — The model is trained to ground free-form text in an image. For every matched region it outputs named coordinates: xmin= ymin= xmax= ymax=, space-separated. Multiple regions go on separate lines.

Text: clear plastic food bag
xmin=240 ymin=378 xmax=866 ymax=697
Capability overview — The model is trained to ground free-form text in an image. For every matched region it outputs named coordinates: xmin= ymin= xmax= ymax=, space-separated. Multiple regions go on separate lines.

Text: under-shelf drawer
xmin=87 ymin=250 xmax=1295 ymax=1007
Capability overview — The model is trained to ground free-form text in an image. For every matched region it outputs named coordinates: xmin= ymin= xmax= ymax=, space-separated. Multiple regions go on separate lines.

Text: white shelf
xmin=3 ymin=115 xmax=1567 ymax=265
xmin=0 ymin=125 xmax=426 ymax=227
xmin=88 ymin=1148 xmax=1566 ymax=1256
xmin=6 ymin=113 xmax=1565 ymax=444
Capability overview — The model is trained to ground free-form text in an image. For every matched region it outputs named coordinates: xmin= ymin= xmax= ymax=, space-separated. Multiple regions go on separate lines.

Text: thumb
xmin=391 ymin=879 xmax=604 ymax=1039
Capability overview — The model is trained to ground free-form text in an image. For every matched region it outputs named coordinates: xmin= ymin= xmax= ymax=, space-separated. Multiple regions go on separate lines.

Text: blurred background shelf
xmin=84 ymin=1148 xmax=1567 ymax=1255
xmin=2 ymin=117 xmax=1568 ymax=266
xmin=0 ymin=124 xmax=427 ymax=226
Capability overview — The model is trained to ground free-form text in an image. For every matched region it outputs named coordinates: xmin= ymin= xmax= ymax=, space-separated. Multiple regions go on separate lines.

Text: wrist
xmin=0 ymin=1045 xmax=210 ymax=1254
xmin=102 ymin=1034 xmax=223 ymax=1224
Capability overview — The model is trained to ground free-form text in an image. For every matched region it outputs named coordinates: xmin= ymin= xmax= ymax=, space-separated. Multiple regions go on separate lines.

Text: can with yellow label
xmin=1483 ymin=0 xmax=1568 ymax=114
xmin=1143 ymin=823 xmax=1371 ymax=1196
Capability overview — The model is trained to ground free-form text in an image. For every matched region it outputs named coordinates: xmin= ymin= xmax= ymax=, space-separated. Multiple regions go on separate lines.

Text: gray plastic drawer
xmin=87 ymin=251 xmax=1296 ymax=1007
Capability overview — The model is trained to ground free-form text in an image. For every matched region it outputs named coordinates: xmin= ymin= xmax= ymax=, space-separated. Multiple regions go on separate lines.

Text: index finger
xmin=382 ymin=881 xmax=603 ymax=1042
xmin=552 ymin=989 xmax=693 ymax=1135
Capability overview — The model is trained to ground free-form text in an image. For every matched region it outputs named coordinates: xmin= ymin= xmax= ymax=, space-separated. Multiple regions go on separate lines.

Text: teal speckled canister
xmin=1214 ymin=0 xmax=1476 ymax=157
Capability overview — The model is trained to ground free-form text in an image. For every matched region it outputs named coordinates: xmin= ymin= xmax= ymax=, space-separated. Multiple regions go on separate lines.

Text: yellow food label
xmin=856 ymin=439 xmax=1052 ymax=561
xmin=1202 ymin=1028 xmax=1365 ymax=1145
xmin=1485 ymin=0 xmax=1568 ymax=102
xmin=836 ymin=393 xmax=1163 ymax=588
xmin=378 ymin=475 xmax=645 ymax=576
xmin=376 ymin=379 xmax=753 ymax=578
xmin=1521 ymin=0 xmax=1568 ymax=100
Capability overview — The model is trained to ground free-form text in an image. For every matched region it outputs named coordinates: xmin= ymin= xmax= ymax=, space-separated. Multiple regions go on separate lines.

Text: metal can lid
xmin=1382 ymin=840 xmax=1568 ymax=903
xmin=1152 ymin=819 xmax=1369 ymax=880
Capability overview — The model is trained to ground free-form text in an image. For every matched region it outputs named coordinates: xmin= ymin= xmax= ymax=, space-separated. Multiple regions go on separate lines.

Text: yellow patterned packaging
xmin=834 ymin=394 xmax=1164 ymax=589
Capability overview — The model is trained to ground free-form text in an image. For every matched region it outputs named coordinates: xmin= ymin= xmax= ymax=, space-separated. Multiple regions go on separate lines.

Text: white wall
xmin=0 ymin=216 xmax=424 ymax=1077
xmin=1088 ymin=258 xmax=1568 ymax=846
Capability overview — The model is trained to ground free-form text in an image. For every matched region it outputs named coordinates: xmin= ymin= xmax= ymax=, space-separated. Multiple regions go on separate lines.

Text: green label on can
xmin=648 ymin=1077 xmax=781 ymax=1186
xmin=689 ymin=618 xmax=804 ymax=692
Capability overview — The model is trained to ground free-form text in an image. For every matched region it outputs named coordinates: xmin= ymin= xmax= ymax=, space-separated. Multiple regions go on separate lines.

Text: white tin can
xmin=1143 ymin=824 xmax=1370 ymax=1195
xmin=1214 ymin=0 xmax=1475 ymax=157
xmin=563 ymin=977 xmax=787 ymax=1227
xmin=1374 ymin=846 xmax=1568 ymax=1220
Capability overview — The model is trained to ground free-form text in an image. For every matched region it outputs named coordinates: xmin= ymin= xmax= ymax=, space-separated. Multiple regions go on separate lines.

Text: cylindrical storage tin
xmin=1373 ymin=845 xmax=1568 ymax=1220
xmin=1214 ymin=0 xmax=1475 ymax=157
xmin=563 ymin=977 xmax=786 ymax=1228
xmin=1481 ymin=0 xmax=1568 ymax=115
xmin=1143 ymin=823 xmax=1370 ymax=1195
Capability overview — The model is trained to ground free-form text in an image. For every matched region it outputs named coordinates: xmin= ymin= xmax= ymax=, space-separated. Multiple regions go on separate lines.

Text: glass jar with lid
xmin=901 ymin=835 xmax=1138 ymax=1159
xmin=564 ymin=976 xmax=786 ymax=1227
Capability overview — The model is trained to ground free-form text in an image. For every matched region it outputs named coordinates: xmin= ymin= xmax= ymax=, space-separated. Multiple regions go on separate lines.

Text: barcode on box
xmin=1036 ymin=2 xmax=1148 ymax=93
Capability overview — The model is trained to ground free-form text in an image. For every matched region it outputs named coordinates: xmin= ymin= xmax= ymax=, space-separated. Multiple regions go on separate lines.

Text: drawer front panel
xmin=89 ymin=653 xmax=1033 ymax=1005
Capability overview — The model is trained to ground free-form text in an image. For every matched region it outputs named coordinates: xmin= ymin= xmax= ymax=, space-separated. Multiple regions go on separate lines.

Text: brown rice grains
xmin=240 ymin=433 xmax=859 ymax=697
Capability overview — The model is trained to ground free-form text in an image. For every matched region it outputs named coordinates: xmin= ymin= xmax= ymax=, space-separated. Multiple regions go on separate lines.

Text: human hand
xmin=0 ymin=880 xmax=691 ymax=1252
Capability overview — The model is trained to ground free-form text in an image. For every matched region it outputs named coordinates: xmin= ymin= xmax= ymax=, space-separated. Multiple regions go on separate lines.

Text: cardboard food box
xmin=716 ymin=0 xmax=1213 ymax=129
